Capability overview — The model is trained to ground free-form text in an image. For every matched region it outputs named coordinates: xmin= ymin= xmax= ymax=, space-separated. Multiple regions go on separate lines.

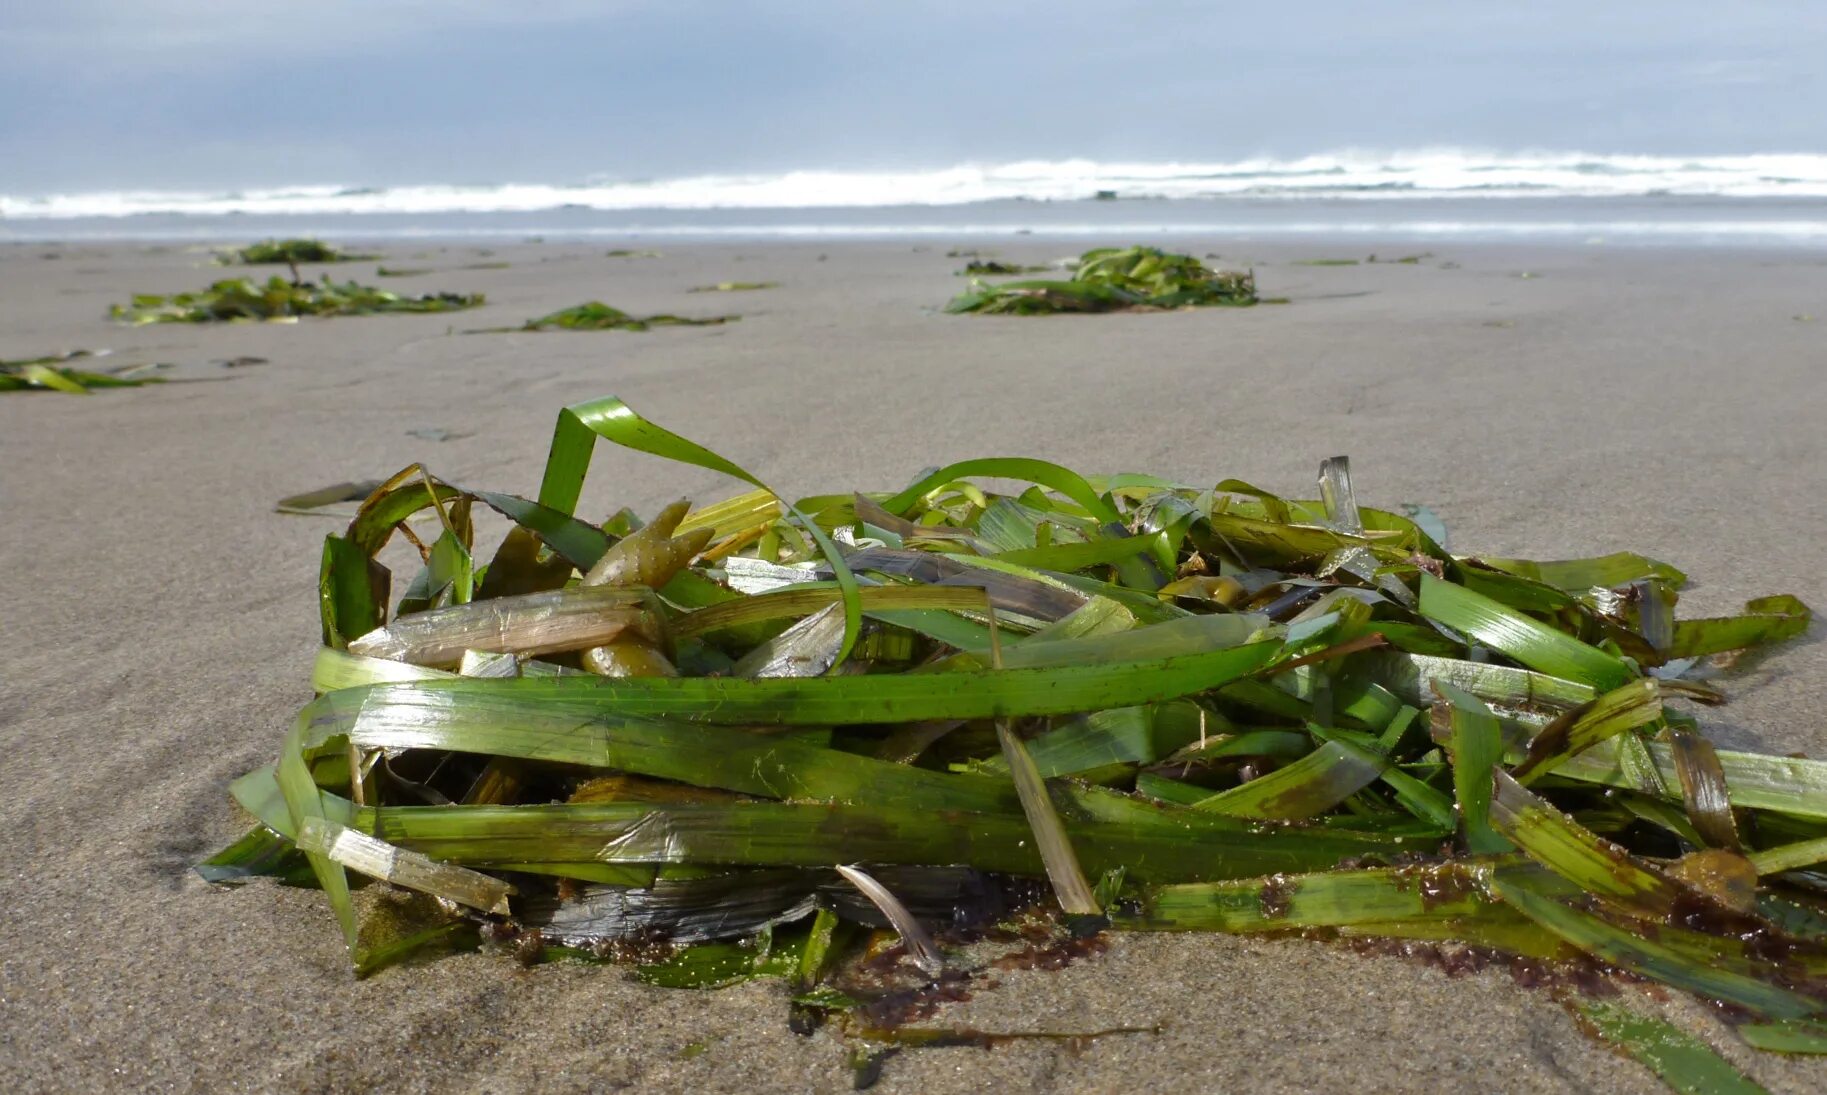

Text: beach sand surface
xmin=2 ymin=239 xmax=1825 ymax=1093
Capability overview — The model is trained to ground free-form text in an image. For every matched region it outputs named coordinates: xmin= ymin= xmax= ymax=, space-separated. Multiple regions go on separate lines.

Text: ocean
xmin=6 ymin=151 xmax=1827 ymax=246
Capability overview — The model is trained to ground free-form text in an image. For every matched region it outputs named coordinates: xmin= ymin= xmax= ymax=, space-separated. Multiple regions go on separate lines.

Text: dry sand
xmin=1 ymin=238 xmax=1824 ymax=1093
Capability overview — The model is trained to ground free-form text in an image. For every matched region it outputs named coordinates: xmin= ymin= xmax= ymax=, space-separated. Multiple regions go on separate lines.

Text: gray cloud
xmin=3 ymin=1 xmax=1823 ymax=192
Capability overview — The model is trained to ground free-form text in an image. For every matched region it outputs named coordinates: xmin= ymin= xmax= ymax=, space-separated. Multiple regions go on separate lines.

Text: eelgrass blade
xmin=312 ymin=647 xmax=456 ymax=692
xmin=1308 ymin=725 xmax=1456 ymax=832
xmin=1569 ymin=999 xmax=1770 ymax=1095
xmin=794 ymin=906 xmax=850 ymax=990
xmin=1748 ymin=836 xmax=1827 ymax=876
xmin=1554 ymin=740 xmax=1827 ymax=821
xmin=1365 ymin=651 xmax=1595 ymax=716
xmin=1191 ymin=741 xmax=1383 ymax=820
xmin=194 ymin=825 xmax=313 ymax=885
xmin=1666 ymin=596 xmax=1811 ymax=659
xmin=341 ymin=638 xmax=1280 ymax=725
xmin=276 ymin=712 xmax=359 ymax=956
xmin=997 ymin=723 xmax=1100 ymax=916
xmin=1316 ymin=456 xmax=1362 ymax=533
xmin=346 ymin=586 xmax=652 ymax=667
xmin=1437 ymin=683 xmax=1513 ymax=854
xmin=295 ymin=817 xmax=513 ymax=915
xmin=1491 ymin=868 xmax=1824 ymax=1019
xmin=1120 ymin=861 xmax=1571 ymax=959
xmin=733 ymin=603 xmax=846 ymax=677
xmin=527 ymin=869 xmax=818 ymax=946
xmin=1737 ymin=1019 xmax=1827 ymax=1054
xmin=12 ymin=362 xmax=91 ymax=393
xmin=1418 ymin=573 xmax=1633 ymax=690
xmin=318 ymin=684 xmax=1029 ymax=812
xmin=979 ymin=703 xmax=1232 ymax=778
xmin=675 ymin=584 xmax=994 ymax=639
xmin=835 ymin=865 xmax=946 ymax=975
xmin=1671 ymin=729 xmax=1744 ymax=851
xmin=319 ymin=534 xmax=388 ymax=647
xmin=1475 ymin=552 xmax=1687 ymax=592
xmin=1489 ymin=772 xmax=1679 ymax=912
xmin=635 ymin=935 xmax=804 ymax=989
xmin=468 ymin=490 xmax=612 ymax=571
xmin=937 ymin=613 xmax=1272 ymax=673
xmin=1514 ymin=678 xmax=1664 ymax=783
xmin=881 ymin=457 xmax=1123 ymax=527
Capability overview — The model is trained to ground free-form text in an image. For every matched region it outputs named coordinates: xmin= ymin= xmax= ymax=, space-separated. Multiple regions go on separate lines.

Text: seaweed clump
xmin=226 ymin=239 xmax=375 ymax=265
xmin=507 ymin=302 xmax=737 ymax=332
xmin=947 ymin=245 xmax=1256 ymax=315
xmin=206 ymin=397 xmax=1827 ymax=1090
xmin=111 ymin=277 xmax=484 ymax=325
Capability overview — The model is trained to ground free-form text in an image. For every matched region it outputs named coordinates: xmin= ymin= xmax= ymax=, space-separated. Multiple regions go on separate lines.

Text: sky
xmin=2 ymin=1 xmax=1824 ymax=193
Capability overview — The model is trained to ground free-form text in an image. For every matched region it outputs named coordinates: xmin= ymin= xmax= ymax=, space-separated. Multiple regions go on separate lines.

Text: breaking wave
xmin=8 ymin=150 xmax=1827 ymax=220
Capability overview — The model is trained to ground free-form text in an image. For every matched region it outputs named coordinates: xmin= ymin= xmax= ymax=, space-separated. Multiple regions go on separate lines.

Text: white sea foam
xmin=7 ymin=150 xmax=1827 ymax=219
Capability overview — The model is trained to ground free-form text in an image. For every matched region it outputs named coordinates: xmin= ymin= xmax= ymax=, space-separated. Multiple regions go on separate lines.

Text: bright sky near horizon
xmin=2 ymin=1 xmax=1824 ymax=192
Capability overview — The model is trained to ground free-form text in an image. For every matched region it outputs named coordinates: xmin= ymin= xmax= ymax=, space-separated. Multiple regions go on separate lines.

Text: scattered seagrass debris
xmin=1292 ymin=254 xmax=1431 ymax=267
xmin=111 ymin=277 xmax=484 ymax=324
xmin=208 ymin=396 xmax=1825 ymax=1090
xmin=221 ymin=238 xmax=378 ymax=265
xmin=275 ymin=480 xmax=386 ymax=516
xmin=406 ymin=427 xmax=467 ymax=443
xmin=379 ymin=261 xmax=509 ymax=278
xmin=947 ymin=245 xmax=1257 ymax=314
xmin=474 ymin=302 xmax=738 ymax=333
xmin=956 ymin=260 xmax=1052 ymax=277
xmin=0 ymin=350 xmax=166 ymax=394
xmin=605 ymin=249 xmax=663 ymax=259
xmin=689 ymin=281 xmax=777 ymax=293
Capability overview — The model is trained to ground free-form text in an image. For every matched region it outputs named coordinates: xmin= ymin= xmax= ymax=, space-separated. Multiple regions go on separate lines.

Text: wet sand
xmin=1 ymin=238 xmax=1824 ymax=1093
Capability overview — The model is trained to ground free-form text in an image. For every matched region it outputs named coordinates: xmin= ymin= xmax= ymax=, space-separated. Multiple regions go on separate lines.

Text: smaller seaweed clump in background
xmin=225 ymin=239 xmax=376 ymax=265
xmin=947 ymin=245 xmax=1256 ymax=315
xmin=503 ymin=302 xmax=737 ymax=332
xmin=0 ymin=350 xmax=164 ymax=394
xmin=957 ymin=259 xmax=1051 ymax=277
xmin=111 ymin=277 xmax=484 ymax=324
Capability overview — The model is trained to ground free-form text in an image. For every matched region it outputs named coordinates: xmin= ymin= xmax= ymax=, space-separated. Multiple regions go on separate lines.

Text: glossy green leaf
xmin=1418 ymin=573 xmax=1633 ymax=690
xmin=1437 ymin=684 xmax=1513 ymax=854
